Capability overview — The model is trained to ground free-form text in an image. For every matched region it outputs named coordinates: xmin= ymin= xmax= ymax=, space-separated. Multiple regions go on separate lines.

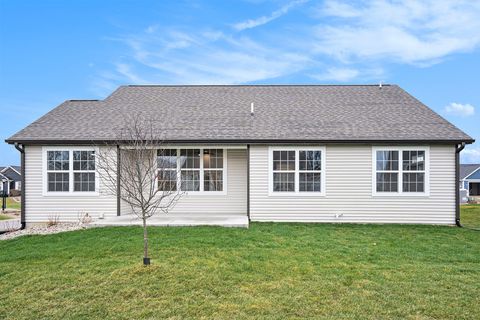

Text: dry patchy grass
xmin=0 ymin=222 xmax=479 ymax=319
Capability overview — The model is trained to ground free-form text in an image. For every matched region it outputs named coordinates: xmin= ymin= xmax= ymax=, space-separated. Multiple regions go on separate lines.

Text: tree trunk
xmin=142 ymin=216 xmax=150 ymax=265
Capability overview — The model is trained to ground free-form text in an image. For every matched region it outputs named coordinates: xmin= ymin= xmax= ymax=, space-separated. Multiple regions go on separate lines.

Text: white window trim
xmin=268 ymin=146 xmax=326 ymax=197
xmin=371 ymin=146 xmax=430 ymax=197
xmin=42 ymin=147 xmax=99 ymax=196
xmin=156 ymin=148 xmax=227 ymax=195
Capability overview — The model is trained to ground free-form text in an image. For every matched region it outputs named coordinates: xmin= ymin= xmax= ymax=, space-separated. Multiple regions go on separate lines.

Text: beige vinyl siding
xmin=121 ymin=149 xmax=247 ymax=216
xmin=26 ymin=147 xmax=247 ymax=223
xmin=24 ymin=146 xmax=117 ymax=224
xmin=250 ymin=144 xmax=455 ymax=224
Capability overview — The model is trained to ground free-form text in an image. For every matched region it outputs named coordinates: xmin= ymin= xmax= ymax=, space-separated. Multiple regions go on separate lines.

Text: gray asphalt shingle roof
xmin=10 ymin=165 xmax=20 ymax=173
xmin=6 ymin=85 xmax=474 ymax=144
xmin=460 ymin=164 xmax=480 ymax=180
xmin=1 ymin=167 xmax=20 ymax=181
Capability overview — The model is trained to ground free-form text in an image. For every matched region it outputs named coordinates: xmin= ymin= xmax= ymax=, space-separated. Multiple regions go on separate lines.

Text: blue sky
xmin=1 ymin=0 xmax=479 ymax=165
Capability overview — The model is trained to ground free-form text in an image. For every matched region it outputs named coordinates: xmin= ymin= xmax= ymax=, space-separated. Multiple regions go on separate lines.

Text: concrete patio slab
xmin=91 ymin=214 xmax=249 ymax=228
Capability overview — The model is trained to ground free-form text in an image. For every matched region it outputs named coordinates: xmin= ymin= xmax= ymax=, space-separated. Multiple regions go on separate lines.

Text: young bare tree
xmin=95 ymin=115 xmax=183 ymax=265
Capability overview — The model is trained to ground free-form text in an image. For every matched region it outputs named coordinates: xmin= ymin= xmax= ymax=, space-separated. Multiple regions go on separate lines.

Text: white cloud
xmin=310 ymin=67 xmax=359 ymax=82
xmin=145 ymin=25 xmax=159 ymax=34
xmin=462 ymin=147 xmax=480 ymax=163
xmin=233 ymin=0 xmax=309 ymax=31
xmin=444 ymin=102 xmax=475 ymax=117
xmin=94 ymin=0 xmax=480 ymax=90
xmin=314 ymin=0 xmax=480 ymax=65
xmin=115 ymin=63 xmax=149 ymax=83
xmin=97 ymin=29 xmax=311 ymax=85
xmin=322 ymin=0 xmax=360 ymax=18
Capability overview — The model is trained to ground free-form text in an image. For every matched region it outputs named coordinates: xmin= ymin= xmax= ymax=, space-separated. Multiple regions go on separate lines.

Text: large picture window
xmin=270 ymin=147 xmax=325 ymax=195
xmin=373 ymin=147 xmax=428 ymax=195
xmin=157 ymin=149 xmax=178 ymax=191
xmin=45 ymin=148 xmax=97 ymax=194
xmin=157 ymin=148 xmax=225 ymax=193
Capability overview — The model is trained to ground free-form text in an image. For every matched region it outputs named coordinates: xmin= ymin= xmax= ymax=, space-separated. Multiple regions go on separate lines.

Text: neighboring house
xmin=5 ymin=85 xmax=475 ymax=227
xmin=460 ymin=164 xmax=480 ymax=197
xmin=0 ymin=165 xmax=21 ymax=195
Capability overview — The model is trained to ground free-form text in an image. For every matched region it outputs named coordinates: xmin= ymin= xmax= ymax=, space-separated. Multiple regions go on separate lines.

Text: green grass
xmin=461 ymin=204 xmax=480 ymax=228
xmin=1 ymin=222 xmax=479 ymax=319
xmin=0 ymin=198 xmax=20 ymax=219
xmin=5 ymin=197 xmax=20 ymax=210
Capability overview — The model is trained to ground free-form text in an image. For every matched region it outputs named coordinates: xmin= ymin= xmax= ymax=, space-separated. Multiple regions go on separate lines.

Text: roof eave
xmin=5 ymin=138 xmax=476 ymax=145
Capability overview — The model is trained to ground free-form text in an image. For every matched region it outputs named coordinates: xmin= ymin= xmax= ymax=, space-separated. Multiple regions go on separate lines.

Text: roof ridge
xmin=126 ymin=84 xmax=393 ymax=87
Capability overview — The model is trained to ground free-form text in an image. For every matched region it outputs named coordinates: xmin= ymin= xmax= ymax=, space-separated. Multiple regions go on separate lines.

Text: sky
xmin=0 ymin=0 xmax=479 ymax=166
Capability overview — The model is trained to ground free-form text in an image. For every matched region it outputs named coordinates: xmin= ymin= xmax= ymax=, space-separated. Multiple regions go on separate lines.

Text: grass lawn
xmin=5 ymin=197 xmax=21 ymax=210
xmin=461 ymin=204 xmax=480 ymax=229
xmin=1 ymin=222 xmax=479 ymax=319
xmin=0 ymin=198 xmax=20 ymax=220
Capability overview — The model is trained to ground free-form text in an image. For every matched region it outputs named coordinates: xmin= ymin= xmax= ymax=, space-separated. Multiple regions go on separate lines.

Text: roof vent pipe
xmin=379 ymin=81 xmax=383 ymax=89
xmin=251 ymin=102 xmax=254 ymax=116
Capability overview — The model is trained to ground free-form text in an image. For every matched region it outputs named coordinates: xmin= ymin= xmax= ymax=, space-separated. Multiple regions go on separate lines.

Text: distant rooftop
xmin=460 ymin=164 xmax=480 ymax=180
xmin=1 ymin=165 xmax=21 ymax=180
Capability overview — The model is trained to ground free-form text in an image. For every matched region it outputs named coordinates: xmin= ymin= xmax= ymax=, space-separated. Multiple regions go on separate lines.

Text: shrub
xmin=77 ymin=212 xmax=92 ymax=225
xmin=9 ymin=190 xmax=21 ymax=197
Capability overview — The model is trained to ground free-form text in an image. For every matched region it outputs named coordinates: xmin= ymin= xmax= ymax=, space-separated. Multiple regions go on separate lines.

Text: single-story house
xmin=0 ymin=165 xmax=21 ymax=195
xmin=5 ymin=85 xmax=475 ymax=228
xmin=460 ymin=164 xmax=480 ymax=197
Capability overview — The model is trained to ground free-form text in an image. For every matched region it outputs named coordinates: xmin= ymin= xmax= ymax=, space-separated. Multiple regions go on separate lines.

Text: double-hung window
xmin=270 ymin=147 xmax=325 ymax=195
xmin=373 ymin=147 xmax=428 ymax=195
xmin=73 ymin=151 xmax=96 ymax=192
xmin=272 ymin=150 xmax=295 ymax=192
xmin=402 ymin=150 xmax=426 ymax=192
xmin=47 ymin=151 xmax=70 ymax=192
xmin=375 ymin=150 xmax=399 ymax=192
xmin=180 ymin=149 xmax=201 ymax=191
xmin=203 ymin=149 xmax=224 ymax=191
xmin=299 ymin=151 xmax=322 ymax=192
xmin=157 ymin=148 xmax=225 ymax=193
xmin=45 ymin=148 xmax=97 ymax=194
